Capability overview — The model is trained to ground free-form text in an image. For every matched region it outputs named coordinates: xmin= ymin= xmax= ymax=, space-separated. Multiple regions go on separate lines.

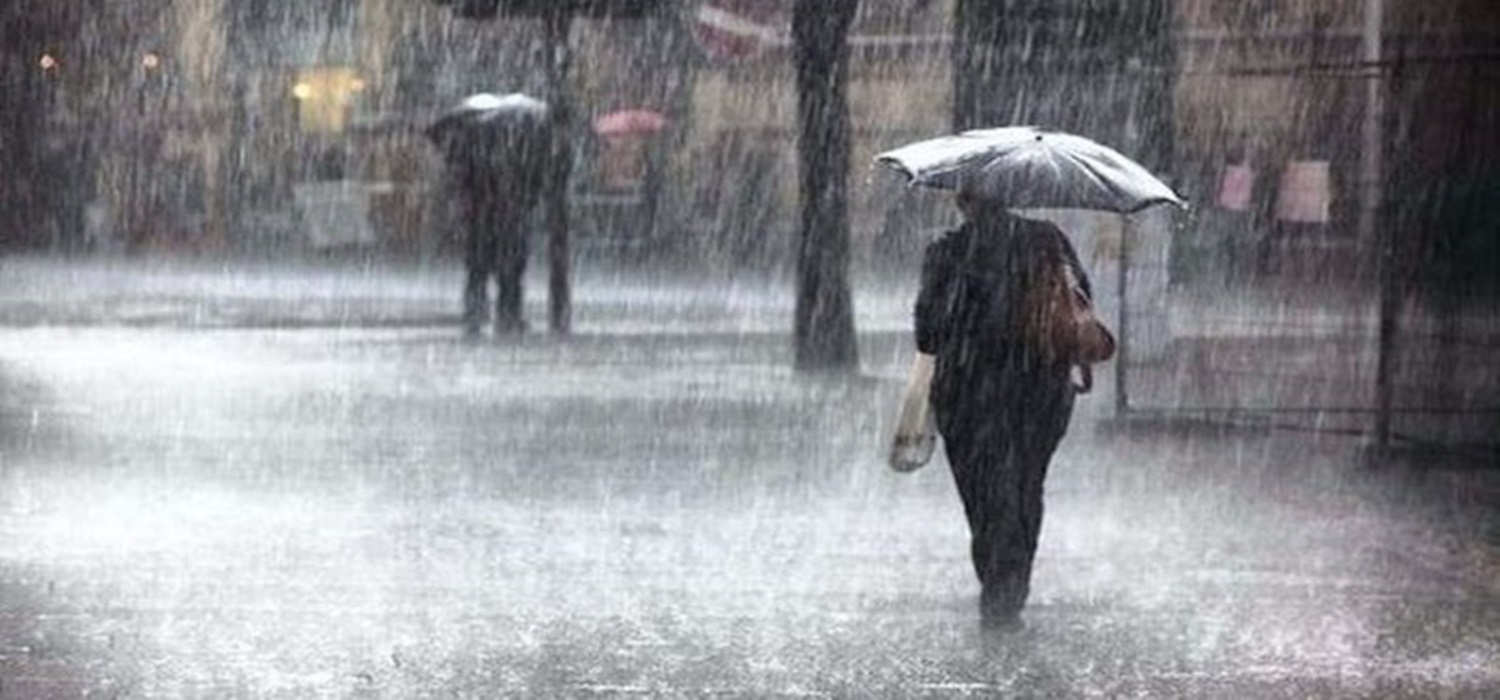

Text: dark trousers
xmin=937 ymin=390 xmax=1072 ymax=622
xmin=464 ymin=210 xmax=528 ymax=333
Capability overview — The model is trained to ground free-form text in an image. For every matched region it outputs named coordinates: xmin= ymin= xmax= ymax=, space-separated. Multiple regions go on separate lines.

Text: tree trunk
xmin=792 ymin=0 xmax=860 ymax=372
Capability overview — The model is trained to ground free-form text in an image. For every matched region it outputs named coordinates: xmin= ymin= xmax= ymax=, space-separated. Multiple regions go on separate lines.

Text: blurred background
xmin=1 ymin=0 xmax=1495 ymax=456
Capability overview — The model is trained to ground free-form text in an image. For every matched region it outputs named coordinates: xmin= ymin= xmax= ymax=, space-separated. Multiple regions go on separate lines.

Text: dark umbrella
xmin=425 ymin=92 xmax=550 ymax=167
xmin=875 ymin=126 xmax=1185 ymax=214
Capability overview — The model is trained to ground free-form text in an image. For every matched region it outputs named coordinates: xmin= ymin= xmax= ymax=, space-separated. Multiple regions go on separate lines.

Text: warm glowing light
xmin=142 ymin=52 xmax=161 ymax=70
xmin=38 ymin=53 xmax=58 ymax=71
xmin=292 ymin=67 xmax=365 ymax=133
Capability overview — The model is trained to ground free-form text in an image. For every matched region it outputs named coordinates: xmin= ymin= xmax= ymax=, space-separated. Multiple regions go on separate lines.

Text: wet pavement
xmin=1 ymin=255 xmax=1497 ymax=698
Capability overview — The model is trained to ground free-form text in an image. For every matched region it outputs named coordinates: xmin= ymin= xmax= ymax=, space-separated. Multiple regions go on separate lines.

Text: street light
xmin=38 ymin=53 xmax=58 ymax=71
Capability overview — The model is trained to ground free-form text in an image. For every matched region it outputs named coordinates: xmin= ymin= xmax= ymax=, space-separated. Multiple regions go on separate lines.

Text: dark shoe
xmin=494 ymin=317 xmax=529 ymax=336
xmin=462 ymin=305 xmax=486 ymax=339
xmin=979 ymin=575 xmax=1028 ymax=625
xmin=980 ymin=609 xmax=1026 ymax=634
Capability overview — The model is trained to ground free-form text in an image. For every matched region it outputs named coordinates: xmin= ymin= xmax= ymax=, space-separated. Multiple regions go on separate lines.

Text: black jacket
xmin=914 ymin=215 xmax=1091 ymax=423
xmin=452 ymin=120 xmax=550 ymax=217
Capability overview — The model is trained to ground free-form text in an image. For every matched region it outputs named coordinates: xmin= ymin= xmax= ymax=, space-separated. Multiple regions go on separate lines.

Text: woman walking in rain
xmin=914 ymin=192 xmax=1099 ymax=629
xmin=880 ymin=126 xmax=1177 ymax=629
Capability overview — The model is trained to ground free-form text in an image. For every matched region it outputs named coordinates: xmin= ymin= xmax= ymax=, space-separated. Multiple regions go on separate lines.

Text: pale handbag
xmin=888 ymin=352 xmax=938 ymax=473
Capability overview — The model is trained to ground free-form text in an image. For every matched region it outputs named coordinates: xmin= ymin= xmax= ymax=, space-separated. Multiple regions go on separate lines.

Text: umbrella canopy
xmin=426 ymin=93 xmax=548 ymax=140
xmin=592 ymin=109 xmax=667 ymax=138
xmin=875 ymin=126 xmax=1185 ymax=214
xmin=425 ymin=92 xmax=550 ymax=169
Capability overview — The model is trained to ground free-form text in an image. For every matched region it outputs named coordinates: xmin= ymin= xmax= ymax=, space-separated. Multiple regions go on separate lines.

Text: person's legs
xmin=977 ymin=400 xmax=1072 ymax=625
xmin=943 ymin=428 xmax=996 ymax=584
xmin=942 ymin=419 xmax=1024 ymax=594
xmin=464 ymin=215 xmax=498 ymax=335
xmin=493 ymin=214 xmax=529 ymax=334
xmin=954 ymin=488 xmax=996 ymax=587
xmin=974 ymin=441 xmax=1029 ymax=625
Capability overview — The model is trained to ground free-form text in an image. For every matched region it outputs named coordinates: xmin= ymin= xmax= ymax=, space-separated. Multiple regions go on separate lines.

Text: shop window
xmin=291 ymin=66 xmax=366 ymax=134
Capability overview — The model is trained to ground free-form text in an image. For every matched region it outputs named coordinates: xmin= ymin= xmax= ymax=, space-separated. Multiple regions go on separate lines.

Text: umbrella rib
xmin=875 ymin=127 xmax=1183 ymax=212
xmin=912 ymin=140 xmax=1014 ymax=187
xmin=1060 ymin=140 xmax=1180 ymax=211
xmin=1060 ymin=148 xmax=1133 ymax=207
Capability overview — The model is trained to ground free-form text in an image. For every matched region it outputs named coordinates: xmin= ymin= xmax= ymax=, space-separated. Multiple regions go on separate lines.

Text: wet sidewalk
xmin=1125 ymin=276 xmax=1500 ymax=454
xmin=0 ymin=254 xmax=1497 ymax=697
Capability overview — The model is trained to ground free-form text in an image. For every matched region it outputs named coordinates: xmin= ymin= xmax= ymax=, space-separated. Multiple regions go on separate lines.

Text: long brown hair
xmin=1016 ymin=230 xmax=1075 ymax=365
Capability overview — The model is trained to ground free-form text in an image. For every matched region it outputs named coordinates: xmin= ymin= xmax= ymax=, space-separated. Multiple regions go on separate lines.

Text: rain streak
xmin=1 ymin=1 xmax=1497 ymax=697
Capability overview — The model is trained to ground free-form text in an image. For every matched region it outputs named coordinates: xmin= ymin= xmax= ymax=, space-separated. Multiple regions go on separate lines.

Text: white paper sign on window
xmin=1217 ymin=164 xmax=1255 ymax=211
xmin=1275 ymin=160 xmax=1331 ymax=224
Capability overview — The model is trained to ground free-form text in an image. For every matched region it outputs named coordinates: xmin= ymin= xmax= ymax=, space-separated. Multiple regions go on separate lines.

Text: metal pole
xmin=544 ymin=10 xmax=573 ymax=335
xmin=1364 ymin=0 xmax=1394 ymax=449
xmin=1359 ymin=0 xmax=1385 ymax=256
xmin=1375 ymin=244 xmax=1398 ymax=450
xmin=1115 ymin=215 xmax=1132 ymax=416
xmin=1114 ymin=61 xmax=1141 ymax=417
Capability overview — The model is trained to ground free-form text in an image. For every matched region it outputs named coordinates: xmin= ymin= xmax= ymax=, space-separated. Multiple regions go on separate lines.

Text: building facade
xmin=3 ymin=0 xmax=1494 ymax=287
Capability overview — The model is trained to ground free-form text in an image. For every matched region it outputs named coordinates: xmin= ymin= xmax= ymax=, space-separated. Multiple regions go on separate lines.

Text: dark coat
xmin=915 ymin=214 xmax=1091 ymax=427
xmin=450 ymin=119 xmax=550 ymax=332
xmin=453 ymin=120 xmax=550 ymax=219
xmin=912 ymin=213 xmax=1093 ymax=622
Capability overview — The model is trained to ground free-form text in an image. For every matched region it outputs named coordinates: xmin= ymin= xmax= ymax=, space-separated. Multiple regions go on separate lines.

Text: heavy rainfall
xmin=0 ymin=1 xmax=1496 ymax=697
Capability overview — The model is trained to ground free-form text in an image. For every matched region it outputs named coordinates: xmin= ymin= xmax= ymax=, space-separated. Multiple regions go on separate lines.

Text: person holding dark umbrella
xmin=427 ymin=93 xmax=551 ymax=336
xmin=878 ymin=127 xmax=1184 ymax=629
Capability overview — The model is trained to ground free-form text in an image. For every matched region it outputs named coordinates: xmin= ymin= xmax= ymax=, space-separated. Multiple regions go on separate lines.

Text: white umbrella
xmin=425 ymin=92 xmax=551 ymax=167
xmin=876 ymin=126 xmax=1186 ymax=214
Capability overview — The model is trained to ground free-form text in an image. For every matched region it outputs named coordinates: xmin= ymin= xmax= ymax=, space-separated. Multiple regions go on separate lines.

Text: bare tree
xmin=792 ymin=0 xmax=859 ymax=372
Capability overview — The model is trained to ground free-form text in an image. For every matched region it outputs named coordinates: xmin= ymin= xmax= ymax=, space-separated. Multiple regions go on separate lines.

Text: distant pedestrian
xmin=913 ymin=193 xmax=1105 ymax=629
xmin=427 ymin=93 xmax=551 ymax=337
xmin=314 ymin=144 xmax=347 ymax=181
xmin=454 ymin=142 xmax=546 ymax=336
